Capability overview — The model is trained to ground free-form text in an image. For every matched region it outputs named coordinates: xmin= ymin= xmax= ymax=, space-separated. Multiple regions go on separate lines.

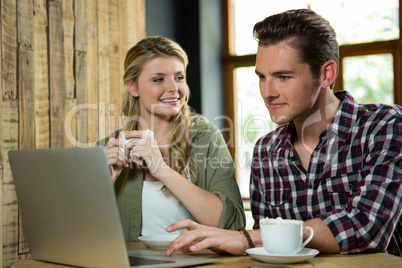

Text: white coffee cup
xmin=260 ymin=217 xmax=314 ymax=255
xmin=118 ymin=129 xmax=154 ymax=153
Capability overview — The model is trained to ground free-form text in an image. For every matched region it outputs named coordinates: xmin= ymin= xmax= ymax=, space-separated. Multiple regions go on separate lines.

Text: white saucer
xmin=138 ymin=234 xmax=179 ymax=249
xmin=246 ymin=247 xmax=319 ymax=264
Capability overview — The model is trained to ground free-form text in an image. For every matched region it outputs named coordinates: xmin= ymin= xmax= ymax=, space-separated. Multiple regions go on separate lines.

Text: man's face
xmin=255 ymin=42 xmax=322 ymax=125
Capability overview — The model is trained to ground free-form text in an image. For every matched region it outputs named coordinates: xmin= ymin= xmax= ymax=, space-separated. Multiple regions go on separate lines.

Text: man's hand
xmin=165 ymin=219 xmax=249 ymax=256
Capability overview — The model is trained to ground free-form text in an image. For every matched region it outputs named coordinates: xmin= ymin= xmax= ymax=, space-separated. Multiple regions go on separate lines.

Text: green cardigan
xmin=100 ymin=118 xmax=245 ymax=242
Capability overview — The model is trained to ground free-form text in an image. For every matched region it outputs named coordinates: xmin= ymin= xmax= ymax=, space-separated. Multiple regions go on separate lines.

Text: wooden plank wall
xmin=0 ymin=0 xmax=145 ymax=266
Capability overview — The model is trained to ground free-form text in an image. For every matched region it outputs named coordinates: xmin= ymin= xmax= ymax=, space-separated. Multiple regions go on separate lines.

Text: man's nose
xmin=261 ymin=78 xmax=278 ymax=98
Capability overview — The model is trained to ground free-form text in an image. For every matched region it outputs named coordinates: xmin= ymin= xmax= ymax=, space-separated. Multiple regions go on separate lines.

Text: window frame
xmin=221 ymin=0 xmax=402 ymax=190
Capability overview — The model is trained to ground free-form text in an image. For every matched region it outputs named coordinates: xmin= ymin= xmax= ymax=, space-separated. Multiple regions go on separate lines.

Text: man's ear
xmin=320 ymin=60 xmax=337 ymax=88
xmin=126 ymin=82 xmax=138 ymax=97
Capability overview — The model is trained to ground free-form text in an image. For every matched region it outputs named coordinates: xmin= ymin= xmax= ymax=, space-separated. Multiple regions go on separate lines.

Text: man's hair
xmin=253 ymin=9 xmax=339 ymax=88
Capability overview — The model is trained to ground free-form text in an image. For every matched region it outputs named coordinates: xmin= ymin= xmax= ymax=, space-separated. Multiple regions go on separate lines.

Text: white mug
xmin=118 ymin=129 xmax=154 ymax=153
xmin=260 ymin=218 xmax=314 ymax=255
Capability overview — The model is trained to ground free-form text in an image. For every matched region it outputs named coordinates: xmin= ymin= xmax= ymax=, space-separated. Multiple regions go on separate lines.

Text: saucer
xmin=245 ymin=247 xmax=319 ymax=264
xmin=138 ymin=234 xmax=179 ymax=249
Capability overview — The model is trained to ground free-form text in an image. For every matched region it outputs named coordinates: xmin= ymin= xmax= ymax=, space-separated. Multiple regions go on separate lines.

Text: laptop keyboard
xmin=128 ymin=256 xmax=175 ymax=266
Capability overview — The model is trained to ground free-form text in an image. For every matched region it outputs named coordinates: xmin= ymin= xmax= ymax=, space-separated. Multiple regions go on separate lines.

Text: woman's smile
xmin=159 ymin=97 xmax=180 ymax=105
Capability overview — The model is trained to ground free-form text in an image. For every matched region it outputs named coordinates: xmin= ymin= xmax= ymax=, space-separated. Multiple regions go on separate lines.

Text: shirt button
xmin=308 ymin=183 xmax=313 ymax=189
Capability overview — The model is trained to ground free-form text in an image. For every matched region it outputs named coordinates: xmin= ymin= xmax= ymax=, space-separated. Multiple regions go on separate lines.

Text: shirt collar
xmin=328 ymin=91 xmax=359 ymax=140
xmin=269 ymin=91 xmax=358 ymax=152
xmin=274 ymin=122 xmax=295 ymax=151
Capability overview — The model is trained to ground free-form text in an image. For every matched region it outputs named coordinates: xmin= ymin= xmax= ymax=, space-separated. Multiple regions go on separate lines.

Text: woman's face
xmin=128 ymin=56 xmax=187 ymax=121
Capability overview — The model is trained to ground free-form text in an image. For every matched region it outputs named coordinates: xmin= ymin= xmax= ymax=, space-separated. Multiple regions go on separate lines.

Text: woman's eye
xmin=176 ymin=75 xmax=184 ymax=81
xmin=153 ymin=78 xmax=163 ymax=82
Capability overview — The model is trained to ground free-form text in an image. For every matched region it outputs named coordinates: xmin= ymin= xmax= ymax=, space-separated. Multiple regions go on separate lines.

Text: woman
xmin=103 ymin=36 xmax=245 ymax=242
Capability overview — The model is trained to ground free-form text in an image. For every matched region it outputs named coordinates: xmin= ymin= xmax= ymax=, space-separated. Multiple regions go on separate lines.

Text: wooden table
xmin=12 ymin=242 xmax=402 ymax=268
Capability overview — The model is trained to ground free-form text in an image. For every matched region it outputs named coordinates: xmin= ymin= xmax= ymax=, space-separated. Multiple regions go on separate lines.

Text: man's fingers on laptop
xmin=165 ymin=220 xmax=208 ymax=255
xmin=171 ymin=241 xmax=196 ymax=254
xmin=166 ymin=233 xmax=200 ymax=256
xmin=166 ymin=229 xmax=212 ymax=255
xmin=186 ymin=238 xmax=216 ymax=253
xmin=167 ymin=219 xmax=202 ymax=232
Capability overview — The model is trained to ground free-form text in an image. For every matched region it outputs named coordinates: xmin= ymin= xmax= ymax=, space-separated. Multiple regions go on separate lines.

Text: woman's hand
xmin=124 ymin=131 xmax=168 ymax=178
xmin=105 ymin=137 xmax=129 ymax=183
xmin=165 ymin=219 xmax=249 ymax=256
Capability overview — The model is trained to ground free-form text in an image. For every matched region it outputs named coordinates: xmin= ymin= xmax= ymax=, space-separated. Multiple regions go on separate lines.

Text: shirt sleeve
xmin=250 ymin=137 xmax=264 ymax=230
xmin=319 ymin=113 xmax=402 ymax=254
xmin=191 ymin=120 xmax=246 ymax=230
xmin=96 ymin=129 xmax=121 ymax=146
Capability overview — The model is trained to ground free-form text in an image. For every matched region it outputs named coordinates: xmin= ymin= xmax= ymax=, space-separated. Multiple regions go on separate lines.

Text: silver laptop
xmin=8 ymin=147 xmax=218 ymax=268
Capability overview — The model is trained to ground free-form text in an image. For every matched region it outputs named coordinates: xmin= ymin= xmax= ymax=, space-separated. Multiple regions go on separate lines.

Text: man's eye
xmin=279 ymin=76 xmax=290 ymax=81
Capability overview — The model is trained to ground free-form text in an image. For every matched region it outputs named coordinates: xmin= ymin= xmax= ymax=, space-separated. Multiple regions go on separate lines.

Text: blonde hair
xmin=121 ymin=36 xmax=198 ymax=183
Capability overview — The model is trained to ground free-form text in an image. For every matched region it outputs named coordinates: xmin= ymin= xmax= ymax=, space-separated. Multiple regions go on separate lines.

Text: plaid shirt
xmin=250 ymin=91 xmax=402 ymax=256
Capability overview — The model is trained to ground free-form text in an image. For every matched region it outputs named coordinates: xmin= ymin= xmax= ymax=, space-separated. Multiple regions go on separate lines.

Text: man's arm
xmin=165 ymin=219 xmax=250 ymax=256
xmin=318 ymin=111 xmax=402 ymax=253
xmin=249 ymin=218 xmax=339 ymax=253
xmin=165 ymin=218 xmax=340 ymax=256
xmin=304 ymin=218 xmax=340 ymax=253
xmin=250 ymin=218 xmax=340 ymax=253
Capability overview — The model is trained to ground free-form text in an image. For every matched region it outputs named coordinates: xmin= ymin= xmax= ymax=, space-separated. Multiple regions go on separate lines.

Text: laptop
xmin=8 ymin=147 xmax=218 ymax=268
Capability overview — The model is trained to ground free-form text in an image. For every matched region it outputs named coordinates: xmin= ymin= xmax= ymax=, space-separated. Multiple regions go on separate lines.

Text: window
xmin=344 ymin=54 xmax=394 ymax=104
xmin=231 ymin=0 xmax=399 ymax=55
xmin=223 ymin=0 xmax=402 ymax=199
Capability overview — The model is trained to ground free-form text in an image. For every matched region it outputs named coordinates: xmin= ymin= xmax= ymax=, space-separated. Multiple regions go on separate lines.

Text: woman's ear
xmin=126 ymin=82 xmax=138 ymax=97
xmin=320 ymin=60 xmax=337 ymax=88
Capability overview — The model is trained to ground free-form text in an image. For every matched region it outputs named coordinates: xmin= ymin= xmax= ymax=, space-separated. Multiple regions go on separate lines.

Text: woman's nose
xmin=166 ymin=77 xmax=179 ymax=92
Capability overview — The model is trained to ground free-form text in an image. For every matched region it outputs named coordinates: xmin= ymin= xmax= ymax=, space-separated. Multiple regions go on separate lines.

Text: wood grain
xmin=2 ymin=99 xmax=19 ymax=268
xmin=1 ymin=1 xmax=145 ymax=266
xmin=33 ymin=0 xmax=50 ymax=149
xmin=49 ymin=1 xmax=66 ymax=148
xmin=63 ymin=0 xmax=75 ymax=100
xmin=98 ymin=0 xmax=110 ymax=142
xmin=86 ymin=0 xmax=98 ymax=146
xmin=2 ymin=0 xmax=17 ymax=99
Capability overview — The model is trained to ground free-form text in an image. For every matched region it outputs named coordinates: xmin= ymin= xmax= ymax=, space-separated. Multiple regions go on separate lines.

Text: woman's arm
xmin=123 ymin=127 xmax=224 ymax=227
xmin=156 ymin=167 xmax=224 ymax=226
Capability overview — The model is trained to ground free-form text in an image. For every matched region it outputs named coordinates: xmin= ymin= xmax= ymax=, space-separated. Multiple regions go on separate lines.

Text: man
xmin=165 ymin=9 xmax=402 ymax=256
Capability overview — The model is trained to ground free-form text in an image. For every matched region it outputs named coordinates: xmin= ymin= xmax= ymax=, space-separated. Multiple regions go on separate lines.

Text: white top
xmin=141 ymin=181 xmax=191 ymax=235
